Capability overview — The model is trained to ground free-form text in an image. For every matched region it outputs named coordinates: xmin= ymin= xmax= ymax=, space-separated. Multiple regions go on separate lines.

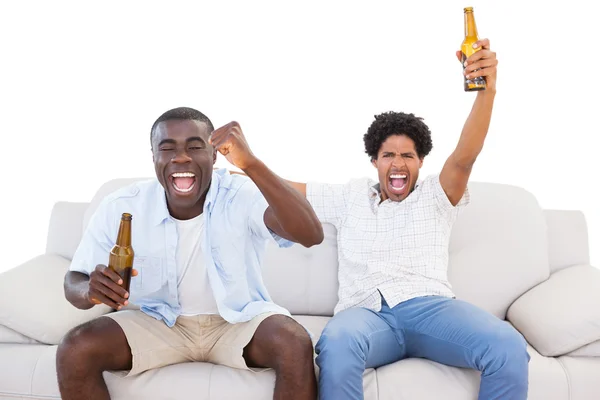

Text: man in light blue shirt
xmin=56 ymin=107 xmax=323 ymax=400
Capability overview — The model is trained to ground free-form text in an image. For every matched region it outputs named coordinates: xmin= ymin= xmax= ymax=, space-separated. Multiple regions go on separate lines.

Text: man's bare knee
xmin=57 ymin=316 xmax=132 ymax=374
xmin=249 ymin=315 xmax=314 ymax=370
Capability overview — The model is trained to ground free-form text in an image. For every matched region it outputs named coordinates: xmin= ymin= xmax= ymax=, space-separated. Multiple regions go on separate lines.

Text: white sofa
xmin=1 ymin=177 xmax=599 ymax=400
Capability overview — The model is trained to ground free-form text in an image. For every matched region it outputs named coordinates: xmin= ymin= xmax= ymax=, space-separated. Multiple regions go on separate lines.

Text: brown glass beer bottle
xmin=108 ymin=213 xmax=134 ymax=292
xmin=462 ymin=7 xmax=486 ymax=91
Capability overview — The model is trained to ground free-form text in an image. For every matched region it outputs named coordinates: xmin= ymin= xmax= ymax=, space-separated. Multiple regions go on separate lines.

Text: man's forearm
xmin=228 ymin=169 xmax=307 ymax=196
xmin=243 ymin=159 xmax=323 ymax=246
xmin=452 ymin=90 xmax=496 ymax=168
xmin=64 ymin=271 xmax=95 ymax=310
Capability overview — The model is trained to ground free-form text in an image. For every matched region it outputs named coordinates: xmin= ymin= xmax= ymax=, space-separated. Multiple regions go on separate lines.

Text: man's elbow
xmin=309 ymin=228 xmax=325 ymax=247
xmin=298 ymin=225 xmax=324 ymax=248
xmin=63 ymin=272 xmax=94 ymax=310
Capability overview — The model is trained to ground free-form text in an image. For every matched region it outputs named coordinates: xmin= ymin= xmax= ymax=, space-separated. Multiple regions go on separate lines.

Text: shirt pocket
xmin=210 ymin=243 xmax=246 ymax=283
xmin=343 ymin=214 xmax=361 ymax=228
xmin=132 ymin=256 xmax=163 ymax=294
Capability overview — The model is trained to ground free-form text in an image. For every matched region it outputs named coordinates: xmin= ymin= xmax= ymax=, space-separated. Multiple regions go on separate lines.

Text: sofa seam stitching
xmin=207 ymin=363 xmax=214 ymax=399
xmin=0 ymin=391 xmax=59 ymax=399
xmin=556 ymin=357 xmax=572 ymax=400
xmin=374 ymin=365 xmax=380 ymax=399
xmin=29 ymin=350 xmax=44 ymax=396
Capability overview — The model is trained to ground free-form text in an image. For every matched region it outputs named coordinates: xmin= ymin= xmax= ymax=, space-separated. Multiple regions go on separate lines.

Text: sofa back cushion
xmin=82 ymin=178 xmax=148 ymax=232
xmin=447 ymin=182 xmax=550 ymax=319
xmin=80 ymin=178 xmax=550 ymax=319
xmin=544 ymin=210 xmax=590 ymax=273
xmin=264 ymin=182 xmax=550 ymax=319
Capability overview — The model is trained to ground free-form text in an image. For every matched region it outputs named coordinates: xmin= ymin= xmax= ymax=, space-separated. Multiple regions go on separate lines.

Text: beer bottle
xmin=108 ymin=213 xmax=134 ymax=292
xmin=462 ymin=7 xmax=486 ymax=91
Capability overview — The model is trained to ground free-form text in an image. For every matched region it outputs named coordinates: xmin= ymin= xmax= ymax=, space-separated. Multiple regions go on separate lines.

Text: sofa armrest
xmin=507 ymin=264 xmax=600 ymax=357
xmin=0 ymin=254 xmax=111 ymax=345
xmin=46 ymin=201 xmax=89 ymax=260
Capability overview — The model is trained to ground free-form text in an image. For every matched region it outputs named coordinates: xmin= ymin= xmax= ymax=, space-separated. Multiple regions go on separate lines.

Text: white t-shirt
xmin=174 ymin=215 xmax=219 ymax=316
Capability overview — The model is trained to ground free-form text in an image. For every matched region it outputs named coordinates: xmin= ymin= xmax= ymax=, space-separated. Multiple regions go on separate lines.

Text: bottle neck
xmin=464 ymin=11 xmax=479 ymax=39
xmin=116 ymin=219 xmax=132 ymax=247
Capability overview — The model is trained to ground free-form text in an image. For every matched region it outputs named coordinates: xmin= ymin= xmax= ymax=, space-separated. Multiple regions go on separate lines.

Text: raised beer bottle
xmin=108 ymin=213 xmax=134 ymax=292
xmin=462 ymin=7 xmax=486 ymax=91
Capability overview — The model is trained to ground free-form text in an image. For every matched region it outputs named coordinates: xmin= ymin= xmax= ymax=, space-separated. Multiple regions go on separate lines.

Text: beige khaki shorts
xmin=104 ymin=310 xmax=278 ymax=377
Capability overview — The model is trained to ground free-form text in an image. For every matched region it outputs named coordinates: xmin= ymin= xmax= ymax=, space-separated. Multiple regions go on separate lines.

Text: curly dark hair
xmin=363 ymin=111 xmax=433 ymax=160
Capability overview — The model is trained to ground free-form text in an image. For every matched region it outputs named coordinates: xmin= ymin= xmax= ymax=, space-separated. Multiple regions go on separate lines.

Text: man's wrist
xmin=478 ymin=87 xmax=496 ymax=98
xmin=241 ymin=157 xmax=265 ymax=175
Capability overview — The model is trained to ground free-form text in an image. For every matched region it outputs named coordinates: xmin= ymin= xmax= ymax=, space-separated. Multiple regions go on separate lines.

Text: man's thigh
xmin=204 ymin=312 xmax=283 ymax=370
xmin=394 ymin=296 xmax=526 ymax=369
xmin=316 ymin=307 xmax=405 ymax=369
xmin=104 ymin=310 xmax=196 ymax=376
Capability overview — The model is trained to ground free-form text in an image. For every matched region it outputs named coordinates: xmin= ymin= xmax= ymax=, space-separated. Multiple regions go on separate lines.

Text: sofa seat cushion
xmin=376 ymin=356 xmax=480 ymax=400
xmin=293 ymin=315 xmax=329 ymax=342
xmin=566 ymin=340 xmax=600 ymax=357
xmin=0 ymin=325 xmax=39 ymax=345
xmin=375 ymin=343 xmax=568 ymax=400
xmin=0 ymin=335 xmax=573 ymax=400
xmin=0 ymin=255 xmax=112 ymax=344
xmin=507 ymin=265 xmax=600 ymax=357
xmin=0 ymin=315 xmax=380 ymax=400
xmin=0 ymin=344 xmax=60 ymax=399
xmin=556 ymin=356 xmax=600 ymax=400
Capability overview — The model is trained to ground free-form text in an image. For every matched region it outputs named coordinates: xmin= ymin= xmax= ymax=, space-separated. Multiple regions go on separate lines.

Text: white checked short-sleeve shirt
xmin=307 ymin=173 xmax=469 ymax=314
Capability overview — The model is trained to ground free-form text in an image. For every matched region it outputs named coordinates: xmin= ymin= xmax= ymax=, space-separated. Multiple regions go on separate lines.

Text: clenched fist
xmin=456 ymin=38 xmax=498 ymax=92
xmin=209 ymin=121 xmax=258 ymax=171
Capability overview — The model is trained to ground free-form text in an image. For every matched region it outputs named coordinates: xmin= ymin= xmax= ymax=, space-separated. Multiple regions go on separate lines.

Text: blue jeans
xmin=315 ymin=295 xmax=530 ymax=400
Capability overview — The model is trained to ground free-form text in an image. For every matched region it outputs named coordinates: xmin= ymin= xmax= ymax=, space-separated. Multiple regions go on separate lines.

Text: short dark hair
xmin=363 ymin=111 xmax=433 ymax=160
xmin=150 ymin=107 xmax=214 ymax=145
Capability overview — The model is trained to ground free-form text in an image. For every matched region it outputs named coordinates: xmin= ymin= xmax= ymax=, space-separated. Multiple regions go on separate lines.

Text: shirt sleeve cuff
xmin=433 ymin=174 xmax=471 ymax=211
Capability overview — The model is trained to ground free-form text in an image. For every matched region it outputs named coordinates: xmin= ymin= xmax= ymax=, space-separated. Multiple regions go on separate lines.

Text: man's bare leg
xmin=56 ymin=316 xmax=132 ymax=400
xmin=243 ymin=315 xmax=317 ymax=400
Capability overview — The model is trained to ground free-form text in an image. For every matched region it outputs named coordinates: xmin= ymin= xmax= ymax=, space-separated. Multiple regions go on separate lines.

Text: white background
xmin=0 ymin=0 xmax=598 ymax=272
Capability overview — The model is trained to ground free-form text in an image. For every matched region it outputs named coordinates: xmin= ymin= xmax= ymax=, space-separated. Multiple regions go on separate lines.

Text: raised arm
xmin=282 ymin=180 xmax=307 ymax=196
xmin=209 ymin=122 xmax=322 ymax=247
xmin=440 ymin=38 xmax=497 ymax=206
xmin=225 ymin=169 xmax=350 ymax=227
xmin=228 ymin=169 xmax=307 ymax=196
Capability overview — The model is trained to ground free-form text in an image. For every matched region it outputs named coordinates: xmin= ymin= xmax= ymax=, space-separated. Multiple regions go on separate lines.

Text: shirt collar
xmin=204 ymin=169 xmax=225 ymax=212
xmin=368 ymin=179 xmax=422 ymax=208
xmin=151 ymin=180 xmax=170 ymax=226
xmin=151 ymin=169 xmax=224 ymax=226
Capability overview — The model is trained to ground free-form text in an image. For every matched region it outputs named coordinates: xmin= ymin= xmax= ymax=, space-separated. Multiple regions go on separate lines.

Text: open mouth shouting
xmin=388 ymin=172 xmax=408 ymax=197
xmin=170 ymin=172 xmax=197 ymax=194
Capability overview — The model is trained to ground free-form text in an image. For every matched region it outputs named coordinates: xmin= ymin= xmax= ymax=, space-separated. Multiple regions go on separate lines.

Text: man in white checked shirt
xmin=284 ymin=39 xmax=529 ymax=400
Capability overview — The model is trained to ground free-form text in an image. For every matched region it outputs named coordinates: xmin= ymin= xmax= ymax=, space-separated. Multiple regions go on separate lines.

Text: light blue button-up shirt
xmin=70 ymin=169 xmax=293 ymax=327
